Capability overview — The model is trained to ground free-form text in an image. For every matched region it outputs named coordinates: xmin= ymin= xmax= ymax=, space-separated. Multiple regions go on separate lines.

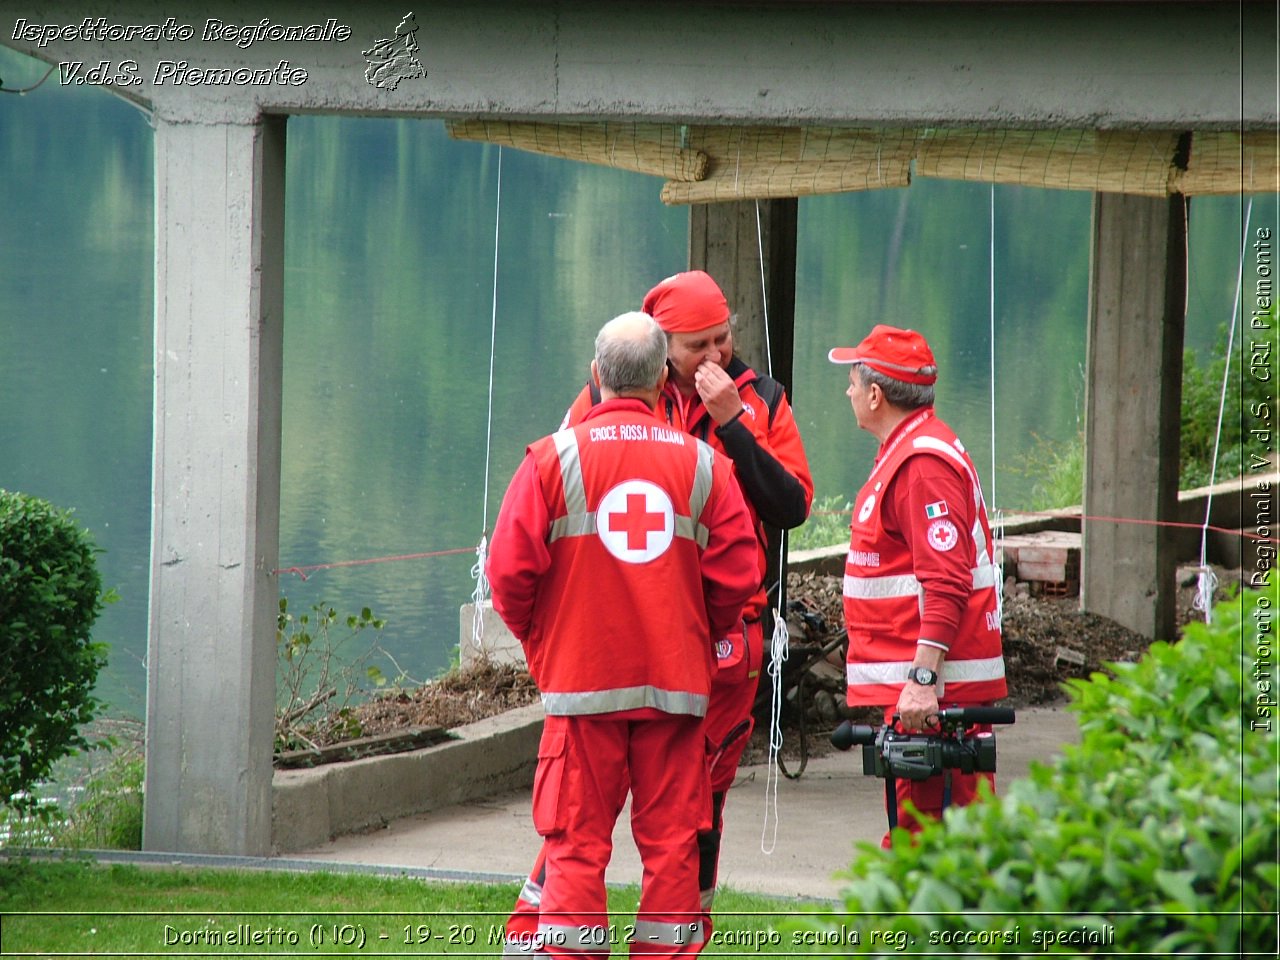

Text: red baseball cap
xmin=642 ymin=270 xmax=730 ymax=334
xmin=828 ymin=324 xmax=938 ymax=385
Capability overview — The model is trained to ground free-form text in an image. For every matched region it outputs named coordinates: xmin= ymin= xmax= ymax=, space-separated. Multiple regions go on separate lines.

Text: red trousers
xmin=877 ymin=704 xmax=996 ymax=848
xmin=520 ymin=712 xmax=707 ymax=959
xmin=506 ymin=622 xmax=762 ymax=956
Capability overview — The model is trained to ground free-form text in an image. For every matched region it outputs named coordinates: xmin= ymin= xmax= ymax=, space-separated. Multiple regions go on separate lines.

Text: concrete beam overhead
xmin=3 ymin=2 xmax=1275 ymax=128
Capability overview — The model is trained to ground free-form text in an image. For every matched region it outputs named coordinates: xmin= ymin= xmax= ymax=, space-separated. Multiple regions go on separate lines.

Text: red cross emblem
xmin=608 ymin=493 xmax=667 ymax=550
xmin=597 ymin=480 xmax=675 ymax=563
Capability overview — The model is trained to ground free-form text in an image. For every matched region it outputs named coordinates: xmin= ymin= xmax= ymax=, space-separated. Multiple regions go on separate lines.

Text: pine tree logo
xmin=363 ymin=12 xmax=427 ymax=90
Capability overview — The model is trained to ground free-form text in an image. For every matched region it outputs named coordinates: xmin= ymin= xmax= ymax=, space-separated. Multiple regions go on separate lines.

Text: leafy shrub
xmin=1181 ymin=313 xmax=1278 ymax=489
xmin=54 ymin=747 xmax=144 ymax=850
xmin=275 ymin=598 xmax=388 ymax=753
xmin=1 ymin=735 xmax=144 ymax=851
xmin=1023 ymin=311 xmax=1279 ymax=510
xmin=801 ymin=590 xmax=1277 ymax=955
xmin=1011 ymin=430 xmax=1087 ymax=512
xmin=789 ymin=494 xmax=852 ymax=553
xmin=0 ymin=490 xmax=110 ymax=814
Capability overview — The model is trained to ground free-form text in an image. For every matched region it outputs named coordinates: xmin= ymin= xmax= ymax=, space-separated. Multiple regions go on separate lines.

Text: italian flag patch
xmin=925 ymin=500 xmax=948 ymax=519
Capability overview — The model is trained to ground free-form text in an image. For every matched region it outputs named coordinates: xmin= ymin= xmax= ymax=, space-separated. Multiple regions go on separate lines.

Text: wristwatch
xmin=906 ymin=666 xmax=937 ymax=686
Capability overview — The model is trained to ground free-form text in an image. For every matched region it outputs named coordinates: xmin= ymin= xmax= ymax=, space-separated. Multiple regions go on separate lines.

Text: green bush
xmin=1181 ymin=313 xmax=1279 ymax=489
xmin=275 ymin=598 xmax=388 ymax=753
xmin=0 ymin=490 xmax=110 ymax=814
xmin=53 ymin=746 xmax=144 ymax=850
xmin=802 ymin=590 xmax=1277 ymax=955
xmin=789 ymin=493 xmax=853 ymax=553
xmin=1009 ymin=310 xmax=1278 ymax=509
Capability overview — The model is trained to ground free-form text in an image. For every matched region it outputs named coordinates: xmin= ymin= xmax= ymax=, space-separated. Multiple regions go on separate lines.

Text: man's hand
xmin=694 ymin=360 xmax=744 ymax=425
xmin=896 ymin=680 xmax=940 ymax=731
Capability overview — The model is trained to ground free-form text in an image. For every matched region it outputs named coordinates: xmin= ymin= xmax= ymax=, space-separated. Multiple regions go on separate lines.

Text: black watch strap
xmin=907 ymin=666 xmax=937 ymax=686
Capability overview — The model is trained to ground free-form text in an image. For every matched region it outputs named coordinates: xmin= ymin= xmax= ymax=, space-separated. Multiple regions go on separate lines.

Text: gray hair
xmin=595 ymin=311 xmax=668 ymax=394
xmin=857 ymin=364 xmax=935 ymax=410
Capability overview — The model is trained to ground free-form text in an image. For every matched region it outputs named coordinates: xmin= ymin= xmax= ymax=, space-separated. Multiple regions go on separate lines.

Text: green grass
xmin=0 ymin=858 xmax=822 ymax=955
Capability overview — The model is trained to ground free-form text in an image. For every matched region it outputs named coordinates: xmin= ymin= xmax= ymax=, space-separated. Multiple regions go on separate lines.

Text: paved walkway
xmin=285 ymin=706 xmax=1079 ymax=902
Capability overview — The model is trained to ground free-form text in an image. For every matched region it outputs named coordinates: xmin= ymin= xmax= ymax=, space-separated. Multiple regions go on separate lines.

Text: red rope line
xmin=276 ymin=503 xmax=1278 ymax=581
xmin=808 ymin=507 xmax=1279 ymax=544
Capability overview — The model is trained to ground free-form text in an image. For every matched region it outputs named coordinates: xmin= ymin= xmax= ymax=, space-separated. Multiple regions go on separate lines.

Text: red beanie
xmin=642 ymin=270 xmax=730 ymax=333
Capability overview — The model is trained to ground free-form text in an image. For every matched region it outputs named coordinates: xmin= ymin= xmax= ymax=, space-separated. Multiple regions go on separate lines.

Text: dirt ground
xmin=324 ymin=562 xmax=1237 ymax=763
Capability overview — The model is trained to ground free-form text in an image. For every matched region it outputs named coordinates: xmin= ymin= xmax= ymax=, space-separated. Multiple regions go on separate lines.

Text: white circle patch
xmin=857 ymin=494 xmax=876 ymax=523
xmin=597 ymin=480 xmax=675 ymax=564
xmin=926 ymin=518 xmax=960 ymax=552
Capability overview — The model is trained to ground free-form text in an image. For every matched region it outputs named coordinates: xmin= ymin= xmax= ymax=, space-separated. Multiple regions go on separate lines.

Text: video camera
xmin=831 ymin=707 xmax=1016 ymax=781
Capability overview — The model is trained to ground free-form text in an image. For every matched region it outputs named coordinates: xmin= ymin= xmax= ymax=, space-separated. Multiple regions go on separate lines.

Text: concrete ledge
xmin=271 ymin=702 xmax=544 ymax=854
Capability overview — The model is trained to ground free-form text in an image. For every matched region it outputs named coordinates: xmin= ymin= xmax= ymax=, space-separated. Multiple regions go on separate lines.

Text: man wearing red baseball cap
xmin=830 ymin=324 xmax=1006 ymax=845
xmin=501 ymin=273 xmax=813 ymax=952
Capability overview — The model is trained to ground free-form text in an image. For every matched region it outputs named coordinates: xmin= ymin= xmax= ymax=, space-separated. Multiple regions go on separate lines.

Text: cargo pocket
xmin=695 ymin=733 xmax=715 ymax=833
xmin=531 ymin=726 xmax=568 ymax=838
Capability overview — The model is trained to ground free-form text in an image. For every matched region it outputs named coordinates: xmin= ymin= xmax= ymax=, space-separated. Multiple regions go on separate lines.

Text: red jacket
xmin=562 ymin=357 xmax=813 ymax=620
xmin=488 ymin=399 xmax=758 ymax=717
xmin=843 ymin=409 xmax=1006 ymax=705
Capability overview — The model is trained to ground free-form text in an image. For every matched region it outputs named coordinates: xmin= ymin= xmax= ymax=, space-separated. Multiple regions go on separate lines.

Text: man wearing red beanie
xmin=829 ymin=324 xmax=1006 ymax=845
xmin=501 ymin=272 xmax=813 ymax=953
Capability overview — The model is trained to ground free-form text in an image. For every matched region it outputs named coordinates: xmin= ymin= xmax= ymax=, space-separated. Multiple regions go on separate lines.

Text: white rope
xmin=754 ymin=201 xmax=774 ymax=376
xmin=754 ymin=199 xmax=787 ymax=853
xmin=761 ymin=609 xmax=788 ymax=854
xmin=988 ymin=185 xmax=1004 ymax=625
xmin=1193 ymin=196 xmax=1253 ymax=623
xmin=472 ymin=146 xmax=504 ymax=649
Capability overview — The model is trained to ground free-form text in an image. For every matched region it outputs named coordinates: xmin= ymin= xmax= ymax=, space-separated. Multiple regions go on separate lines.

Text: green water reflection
xmin=0 ymin=47 xmax=1264 ymax=717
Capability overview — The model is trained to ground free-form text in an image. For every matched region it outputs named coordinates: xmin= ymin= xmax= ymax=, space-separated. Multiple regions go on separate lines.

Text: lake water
xmin=0 ymin=46 xmax=1268 ymax=718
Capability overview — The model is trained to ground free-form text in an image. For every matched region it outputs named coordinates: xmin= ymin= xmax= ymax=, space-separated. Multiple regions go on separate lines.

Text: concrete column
xmin=143 ymin=114 xmax=286 ymax=855
xmin=689 ymin=200 xmax=798 ymax=388
xmin=1082 ymin=192 xmax=1186 ymax=640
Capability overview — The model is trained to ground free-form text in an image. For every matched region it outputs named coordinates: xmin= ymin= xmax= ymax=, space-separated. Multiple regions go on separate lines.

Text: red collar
xmin=580 ymin=397 xmax=661 ymax=423
xmin=872 ymin=407 xmax=935 ymax=473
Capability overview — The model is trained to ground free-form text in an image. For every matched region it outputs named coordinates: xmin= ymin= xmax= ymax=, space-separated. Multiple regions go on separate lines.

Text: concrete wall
xmin=273 ymin=703 xmax=543 ymax=854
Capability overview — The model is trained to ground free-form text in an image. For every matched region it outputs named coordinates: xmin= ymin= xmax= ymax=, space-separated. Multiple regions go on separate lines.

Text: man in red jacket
xmin=489 ymin=311 xmax=757 ymax=958
xmin=829 ymin=324 xmax=1006 ymax=844
xmin=517 ymin=271 xmax=811 ymax=924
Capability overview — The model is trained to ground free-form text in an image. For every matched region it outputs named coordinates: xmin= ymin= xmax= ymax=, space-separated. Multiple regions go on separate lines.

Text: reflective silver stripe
xmin=552 ymin=511 xmax=706 ymax=546
xmin=501 ymin=940 xmax=537 ymax=958
xmin=940 ymin=655 xmax=1006 ymax=682
xmin=913 ymin=435 xmax=979 ymax=501
xmin=517 ymin=876 xmax=542 ymax=908
xmin=673 ymin=515 xmax=696 ymax=540
xmin=847 ymin=655 xmax=1006 ymax=687
xmin=684 ymin=440 xmax=716 ymax=549
xmin=553 ymin=428 xmax=586 ymax=513
xmin=633 ymin=919 xmax=705 ymax=947
xmin=549 ymin=512 xmax=596 ymax=541
xmin=973 ymin=563 xmax=999 ymax=591
xmin=844 ymin=563 xmax=999 ymax=599
xmin=913 ymin=434 xmax=992 ymax=556
xmin=547 ymin=429 xmax=593 ymax=545
xmin=542 ymin=686 xmax=709 ymax=717
xmin=689 ymin=440 xmax=715 ymax=523
xmin=538 ymin=923 xmax=604 ymax=952
xmin=844 ymin=572 xmax=920 ymax=600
